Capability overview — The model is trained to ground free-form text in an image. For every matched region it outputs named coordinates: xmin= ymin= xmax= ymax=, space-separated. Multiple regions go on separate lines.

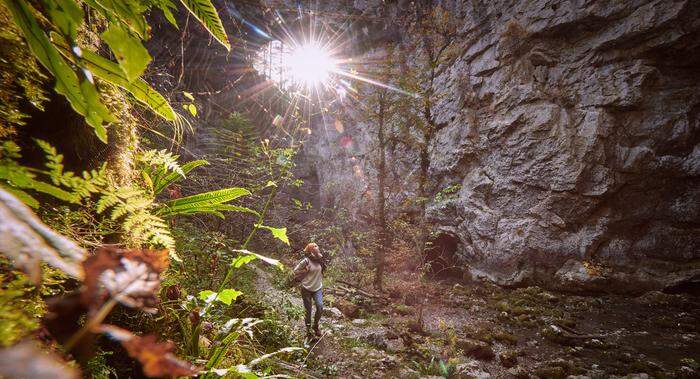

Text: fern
xmin=0 ymin=140 xmax=78 ymax=205
xmin=137 ymin=149 xmax=183 ymax=176
xmin=158 ymin=187 xmax=250 ymax=216
xmin=153 ymin=159 xmax=208 ymax=195
xmin=35 ymin=139 xmax=107 ymax=199
xmin=179 ymin=0 xmax=230 ymax=51
xmin=95 ymin=185 xmax=178 ymax=258
xmin=1 ymin=141 xmax=253 ymax=258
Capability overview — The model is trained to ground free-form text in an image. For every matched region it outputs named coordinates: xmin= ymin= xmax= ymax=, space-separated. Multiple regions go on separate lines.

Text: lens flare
xmin=286 ymin=42 xmax=337 ymax=87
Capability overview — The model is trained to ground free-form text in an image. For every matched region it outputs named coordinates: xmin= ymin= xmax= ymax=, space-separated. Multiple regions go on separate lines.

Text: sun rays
xmin=230 ymin=3 xmax=416 ymax=138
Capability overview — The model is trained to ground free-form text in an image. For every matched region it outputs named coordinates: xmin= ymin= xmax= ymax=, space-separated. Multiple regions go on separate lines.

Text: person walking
xmin=293 ymin=242 xmax=325 ymax=337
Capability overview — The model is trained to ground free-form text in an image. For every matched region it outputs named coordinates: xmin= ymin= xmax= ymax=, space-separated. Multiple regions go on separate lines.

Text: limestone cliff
xmin=298 ymin=0 xmax=700 ymax=293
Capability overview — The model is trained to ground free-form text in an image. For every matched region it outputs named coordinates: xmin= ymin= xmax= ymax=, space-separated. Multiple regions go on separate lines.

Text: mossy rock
xmin=456 ymin=338 xmax=495 ymax=361
xmin=493 ymin=330 xmax=518 ymax=345
xmin=534 ymin=365 xmax=566 ymax=379
xmin=393 ymin=303 xmax=413 ymax=316
xmin=499 ymin=350 xmax=518 ymax=368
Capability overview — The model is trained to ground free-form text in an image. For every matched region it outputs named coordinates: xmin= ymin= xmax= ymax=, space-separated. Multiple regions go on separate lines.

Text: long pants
xmin=301 ymin=288 xmax=323 ymax=330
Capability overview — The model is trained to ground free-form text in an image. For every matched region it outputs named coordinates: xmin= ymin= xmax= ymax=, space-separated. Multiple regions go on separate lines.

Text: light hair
xmin=304 ymin=242 xmax=319 ymax=254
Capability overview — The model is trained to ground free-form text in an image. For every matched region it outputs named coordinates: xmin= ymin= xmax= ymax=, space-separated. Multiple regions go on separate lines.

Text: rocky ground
xmin=254 ymin=265 xmax=699 ymax=378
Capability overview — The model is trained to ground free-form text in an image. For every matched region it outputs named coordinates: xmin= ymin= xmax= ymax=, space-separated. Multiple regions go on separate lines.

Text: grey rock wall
xmin=300 ymin=0 xmax=700 ymax=293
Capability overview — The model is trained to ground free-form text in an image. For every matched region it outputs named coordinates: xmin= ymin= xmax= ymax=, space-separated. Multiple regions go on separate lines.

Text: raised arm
xmin=293 ymin=257 xmax=309 ymax=273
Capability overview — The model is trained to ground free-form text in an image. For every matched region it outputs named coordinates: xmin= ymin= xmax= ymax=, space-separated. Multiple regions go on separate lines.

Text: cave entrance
xmin=424 ymin=233 xmax=463 ymax=279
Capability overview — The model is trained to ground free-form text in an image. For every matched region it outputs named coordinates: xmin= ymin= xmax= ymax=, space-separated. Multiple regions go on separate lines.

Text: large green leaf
xmin=52 ymin=32 xmax=176 ymax=121
xmin=198 ymin=289 xmax=242 ymax=305
xmin=161 ymin=187 xmax=250 ymax=214
xmin=160 ymin=203 xmax=259 ymax=218
xmin=255 ymin=225 xmax=289 ymax=246
xmin=231 ymin=249 xmax=282 ymax=268
xmin=216 ymin=288 xmax=242 ymax=305
xmin=156 ymin=0 xmax=178 ymax=28
xmin=0 ymin=165 xmax=77 ymax=203
xmin=85 ymin=0 xmax=148 ymax=38
xmin=4 ymin=0 xmax=113 ymax=142
xmin=180 ymin=0 xmax=230 ymax=51
xmin=79 ymin=79 xmax=115 ymax=142
xmin=230 ymin=254 xmax=257 ymax=268
xmin=44 ymin=0 xmax=84 ymax=41
xmin=101 ymin=23 xmax=151 ymax=82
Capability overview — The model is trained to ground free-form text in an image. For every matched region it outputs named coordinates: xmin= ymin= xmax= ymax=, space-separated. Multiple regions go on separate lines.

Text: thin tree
xmin=375 ymin=89 xmax=389 ymax=291
xmin=359 ymin=47 xmax=402 ymax=291
xmin=396 ymin=4 xmax=458 ymax=261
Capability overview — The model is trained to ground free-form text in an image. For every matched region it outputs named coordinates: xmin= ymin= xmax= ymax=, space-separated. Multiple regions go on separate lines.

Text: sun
xmin=286 ymin=42 xmax=337 ymax=88
xmin=253 ymin=40 xmax=339 ymax=91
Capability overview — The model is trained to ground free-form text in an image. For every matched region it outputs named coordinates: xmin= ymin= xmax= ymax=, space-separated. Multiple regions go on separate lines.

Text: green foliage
xmin=179 ymin=0 xmax=230 ymax=50
xmin=412 ymin=357 xmax=456 ymax=378
xmin=3 ymin=0 xmax=114 ymax=142
xmin=0 ymin=262 xmax=67 ymax=347
xmin=0 ymin=5 xmax=48 ymax=137
xmin=95 ymin=184 xmax=176 ymax=254
xmin=0 ymin=140 xmax=90 ymax=207
xmin=101 ymin=23 xmax=151 ymax=82
xmin=434 ymin=183 xmax=461 ymax=202
xmin=255 ymin=225 xmax=290 ymax=246
xmin=2 ymin=0 xmax=230 ymax=141
xmin=0 ymin=273 xmax=43 ymax=347
xmin=85 ymin=350 xmax=118 ymax=379
xmin=50 ymin=32 xmax=176 ymax=121
xmin=198 ymin=288 xmax=242 ymax=305
xmin=160 ymin=187 xmax=251 ymax=218
xmin=1 ymin=141 xmax=256 ymax=257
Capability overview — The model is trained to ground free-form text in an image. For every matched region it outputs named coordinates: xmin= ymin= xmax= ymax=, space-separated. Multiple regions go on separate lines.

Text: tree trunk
xmin=375 ymin=94 xmax=388 ymax=291
xmin=416 ymin=127 xmax=431 ymax=267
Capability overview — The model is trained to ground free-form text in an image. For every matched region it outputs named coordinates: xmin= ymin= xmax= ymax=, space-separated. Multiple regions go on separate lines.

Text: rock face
xmin=299 ymin=0 xmax=700 ymax=293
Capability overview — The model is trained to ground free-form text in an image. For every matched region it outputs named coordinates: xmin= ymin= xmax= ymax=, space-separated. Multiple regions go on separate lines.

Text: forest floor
xmin=252 ymin=263 xmax=700 ymax=378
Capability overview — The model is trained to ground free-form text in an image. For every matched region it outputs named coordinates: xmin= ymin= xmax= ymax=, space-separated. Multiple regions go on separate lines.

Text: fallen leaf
xmin=100 ymin=325 xmax=198 ymax=378
xmin=82 ymin=247 xmax=168 ymax=312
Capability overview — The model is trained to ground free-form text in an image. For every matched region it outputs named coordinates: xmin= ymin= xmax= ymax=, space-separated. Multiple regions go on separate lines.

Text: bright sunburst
xmin=286 ymin=42 xmax=337 ymax=88
xmin=252 ymin=39 xmax=339 ymax=91
xmin=247 ymin=4 xmax=416 ymax=122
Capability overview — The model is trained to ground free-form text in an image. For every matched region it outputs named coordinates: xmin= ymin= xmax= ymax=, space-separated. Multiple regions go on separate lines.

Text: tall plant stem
xmin=217 ymin=185 xmax=279 ymax=294
xmin=63 ymin=298 xmax=118 ymax=351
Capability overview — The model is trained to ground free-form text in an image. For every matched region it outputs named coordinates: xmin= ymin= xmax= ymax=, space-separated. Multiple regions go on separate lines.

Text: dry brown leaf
xmin=82 ymin=247 xmax=168 ymax=312
xmin=100 ymin=325 xmax=199 ymax=378
xmin=0 ymin=341 xmax=81 ymax=379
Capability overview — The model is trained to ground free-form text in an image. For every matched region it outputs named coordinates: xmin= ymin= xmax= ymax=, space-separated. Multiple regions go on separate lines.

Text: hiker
xmin=293 ymin=242 xmax=325 ymax=337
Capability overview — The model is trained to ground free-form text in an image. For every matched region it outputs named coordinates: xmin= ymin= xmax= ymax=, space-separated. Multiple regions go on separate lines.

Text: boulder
xmin=456 ymin=338 xmax=495 ymax=361
xmin=336 ymin=298 xmax=360 ymax=318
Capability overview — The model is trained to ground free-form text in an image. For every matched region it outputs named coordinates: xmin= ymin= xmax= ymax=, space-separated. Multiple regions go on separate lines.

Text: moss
xmin=499 ymin=350 xmax=518 ymax=368
xmin=0 ymin=261 xmax=67 ymax=347
xmin=493 ymin=330 xmax=518 ymax=345
xmin=534 ymin=365 xmax=566 ymax=379
xmin=456 ymin=338 xmax=495 ymax=361
xmin=0 ymin=4 xmax=49 ymax=138
xmin=394 ymin=303 xmax=413 ymax=316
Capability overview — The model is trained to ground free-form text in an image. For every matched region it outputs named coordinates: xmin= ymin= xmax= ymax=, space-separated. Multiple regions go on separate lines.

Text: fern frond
xmin=179 ymin=0 xmax=230 ymax=51
xmin=153 ymin=159 xmax=208 ymax=195
xmin=96 ymin=192 xmax=120 ymax=214
xmin=35 ymin=139 xmax=65 ymax=185
xmin=160 ymin=187 xmax=250 ymax=215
